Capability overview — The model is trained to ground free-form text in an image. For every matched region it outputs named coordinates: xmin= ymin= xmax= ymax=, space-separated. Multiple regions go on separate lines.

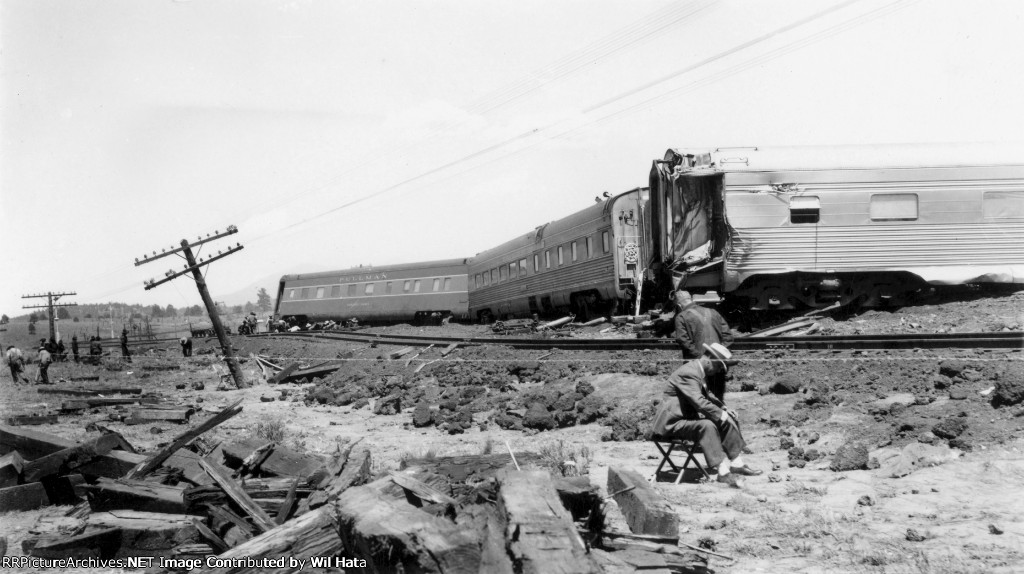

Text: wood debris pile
xmin=1 ymin=400 xmax=711 ymax=573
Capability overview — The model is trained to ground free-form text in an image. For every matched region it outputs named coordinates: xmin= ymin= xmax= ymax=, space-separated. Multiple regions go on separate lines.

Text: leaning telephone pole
xmin=135 ymin=225 xmax=248 ymax=388
xmin=22 ymin=291 xmax=77 ymax=343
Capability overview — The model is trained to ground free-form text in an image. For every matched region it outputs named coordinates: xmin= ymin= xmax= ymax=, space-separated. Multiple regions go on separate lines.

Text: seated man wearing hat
xmin=651 ymin=342 xmax=761 ymax=487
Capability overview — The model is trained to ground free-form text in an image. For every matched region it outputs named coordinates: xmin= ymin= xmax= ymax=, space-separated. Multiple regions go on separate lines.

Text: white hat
xmin=703 ymin=343 xmax=737 ymax=367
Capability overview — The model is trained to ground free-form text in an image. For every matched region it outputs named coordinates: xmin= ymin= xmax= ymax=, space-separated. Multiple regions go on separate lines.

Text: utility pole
xmin=135 ymin=225 xmax=248 ymax=388
xmin=22 ymin=292 xmax=77 ymax=342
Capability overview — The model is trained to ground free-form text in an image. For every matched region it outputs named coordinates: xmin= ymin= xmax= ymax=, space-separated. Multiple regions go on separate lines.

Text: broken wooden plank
xmin=42 ymin=473 xmax=88 ymax=505
xmin=280 ymin=362 xmax=344 ymax=384
xmin=199 ymin=456 xmax=277 ymax=533
xmin=6 ymin=414 xmax=58 ymax=426
xmin=221 ymin=437 xmax=323 ymax=480
xmin=36 ymin=386 xmax=142 ymax=396
xmin=125 ymin=408 xmax=193 ymax=425
xmin=268 ymin=362 xmax=300 ymax=385
xmin=404 ymin=344 xmax=434 ymax=367
xmin=608 ymin=467 xmax=679 ymax=537
xmin=208 ymin=504 xmax=256 ymax=539
xmin=496 ymin=469 xmax=600 ymax=574
xmin=276 ymin=479 xmax=299 ymax=525
xmin=440 ymin=343 xmax=459 ymax=356
xmin=0 ymin=451 xmax=25 ymax=487
xmin=745 ymin=319 xmax=814 ymax=338
xmin=302 ymin=446 xmax=371 ymax=512
xmin=334 ymin=479 xmax=484 ymax=573
xmin=22 ymin=434 xmax=123 ymax=483
xmin=389 ymin=471 xmax=457 ymax=506
xmin=0 ymin=424 xmax=144 ymax=478
xmin=193 ymin=518 xmax=229 ymax=553
xmin=28 ymin=528 xmax=120 ymax=559
xmin=87 ymin=511 xmax=199 ymax=558
xmin=183 ymin=478 xmax=312 ymax=512
xmin=84 ymin=477 xmax=187 ymax=514
xmin=197 ymin=503 xmax=344 ymax=574
xmin=384 ymin=346 xmax=415 ymax=360
xmin=61 ymin=396 xmax=162 ymax=411
xmin=237 ymin=442 xmax=275 ymax=477
xmin=0 ymin=482 xmax=49 ymax=511
xmin=124 ymin=398 xmax=243 ymax=480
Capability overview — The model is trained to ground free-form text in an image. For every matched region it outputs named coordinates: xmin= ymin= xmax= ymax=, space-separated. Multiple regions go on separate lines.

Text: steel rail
xmin=249 ymin=330 xmax=1023 ymax=351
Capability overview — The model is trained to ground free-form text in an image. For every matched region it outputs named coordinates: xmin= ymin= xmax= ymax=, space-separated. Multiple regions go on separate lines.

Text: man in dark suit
xmin=652 ymin=343 xmax=761 ymax=487
xmin=672 ymin=290 xmax=734 ymax=401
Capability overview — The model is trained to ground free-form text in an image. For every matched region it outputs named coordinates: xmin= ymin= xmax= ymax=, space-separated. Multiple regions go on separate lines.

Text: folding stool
xmin=649 ymin=436 xmax=712 ymax=484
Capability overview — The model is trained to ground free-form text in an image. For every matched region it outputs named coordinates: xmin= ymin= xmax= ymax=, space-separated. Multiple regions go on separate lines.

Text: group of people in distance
xmin=4 ymin=330 xmax=130 ymax=385
xmin=655 ymin=289 xmax=762 ymax=488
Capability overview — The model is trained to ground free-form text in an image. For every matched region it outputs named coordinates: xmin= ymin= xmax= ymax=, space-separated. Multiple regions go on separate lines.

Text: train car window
xmin=365 ymin=283 xmax=374 ymax=295
xmin=288 ymin=289 xmax=295 ymax=299
xmin=557 ymin=246 xmax=564 ymax=265
xmin=348 ymin=284 xmax=357 ymax=297
xmin=490 ymin=269 xmax=497 ymax=284
xmin=509 ymin=261 xmax=517 ymax=280
xmin=385 ymin=282 xmax=393 ymax=294
xmin=534 ymin=254 xmax=540 ymax=273
xmin=483 ymin=272 xmax=490 ymax=286
xmin=602 ymin=231 xmax=610 ymax=253
xmin=444 ymin=277 xmax=452 ymax=291
xmin=983 ymin=190 xmax=1024 ymax=219
xmin=316 ymin=287 xmax=325 ymax=299
xmin=432 ymin=278 xmax=440 ymax=291
xmin=300 ymin=288 xmax=309 ymax=299
xmin=475 ymin=274 xmax=482 ymax=288
xmin=870 ymin=194 xmax=918 ymax=221
xmin=519 ymin=258 xmax=528 ymax=277
xmin=571 ymin=241 xmax=578 ymax=262
xmin=500 ymin=265 xmax=508 ymax=282
xmin=414 ymin=280 xmax=422 ymax=292
xmin=586 ymin=237 xmax=593 ymax=258
xmin=331 ymin=285 xmax=341 ymax=298
xmin=545 ymin=251 xmax=551 ymax=269
xmin=789 ymin=196 xmax=820 ymax=224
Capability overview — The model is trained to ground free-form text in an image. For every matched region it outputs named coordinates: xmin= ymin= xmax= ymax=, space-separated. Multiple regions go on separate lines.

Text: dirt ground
xmin=1 ymin=288 xmax=1022 ymax=573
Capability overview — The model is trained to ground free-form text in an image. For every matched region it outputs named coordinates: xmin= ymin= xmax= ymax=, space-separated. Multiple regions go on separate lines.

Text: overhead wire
xmin=247 ymin=0 xmax=903 ymax=244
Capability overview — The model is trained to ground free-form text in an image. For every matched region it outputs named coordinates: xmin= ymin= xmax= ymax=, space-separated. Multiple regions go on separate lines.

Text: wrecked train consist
xmin=649 ymin=143 xmax=1024 ymax=310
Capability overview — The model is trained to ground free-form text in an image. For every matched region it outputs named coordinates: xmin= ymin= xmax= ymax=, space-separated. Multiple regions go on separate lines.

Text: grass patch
xmin=533 ymin=440 xmax=591 ymax=477
xmin=251 ymin=416 xmax=287 ymax=443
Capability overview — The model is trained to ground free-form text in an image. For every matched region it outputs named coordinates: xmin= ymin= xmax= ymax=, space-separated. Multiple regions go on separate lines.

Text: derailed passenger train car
xmin=649 ymin=143 xmax=1024 ymax=310
xmin=468 ymin=188 xmax=650 ymax=321
xmin=274 ymin=259 xmax=469 ymax=325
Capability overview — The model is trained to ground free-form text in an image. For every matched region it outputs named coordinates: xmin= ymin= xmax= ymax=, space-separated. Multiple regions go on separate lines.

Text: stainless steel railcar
xmin=467 ymin=188 xmax=650 ymax=321
xmin=274 ymin=259 xmax=469 ymax=324
xmin=649 ymin=143 xmax=1024 ymax=310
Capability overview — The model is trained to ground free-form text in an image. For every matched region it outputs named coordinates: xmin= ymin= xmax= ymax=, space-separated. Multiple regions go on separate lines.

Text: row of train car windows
xmin=789 ymin=192 xmax=1024 ymax=224
xmin=288 ymin=277 xmax=454 ymax=300
xmin=473 ymin=231 xmax=611 ymax=289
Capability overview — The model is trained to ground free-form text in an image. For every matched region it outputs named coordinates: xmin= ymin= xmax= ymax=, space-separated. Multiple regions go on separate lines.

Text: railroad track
xmin=250 ymin=330 xmax=1024 ymax=351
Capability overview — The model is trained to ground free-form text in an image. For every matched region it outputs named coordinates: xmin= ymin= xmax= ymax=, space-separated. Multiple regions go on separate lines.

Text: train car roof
xmin=279 ymin=257 xmax=468 ymax=282
xmin=662 ymin=142 xmax=1024 ymax=173
xmin=470 ymin=188 xmax=644 ymax=267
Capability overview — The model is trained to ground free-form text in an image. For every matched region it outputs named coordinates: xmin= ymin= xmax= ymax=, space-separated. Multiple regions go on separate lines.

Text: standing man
xmin=6 ymin=345 xmax=29 ymax=384
xmin=71 ymin=335 xmax=80 ymax=363
xmin=36 ymin=345 xmax=52 ymax=385
xmin=651 ymin=343 xmax=761 ymax=488
xmin=120 ymin=328 xmax=131 ymax=363
xmin=180 ymin=336 xmax=193 ymax=357
xmin=89 ymin=336 xmax=103 ymax=365
xmin=672 ymin=290 xmax=735 ymax=401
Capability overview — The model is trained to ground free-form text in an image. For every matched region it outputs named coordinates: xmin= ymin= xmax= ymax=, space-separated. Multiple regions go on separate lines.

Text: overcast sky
xmin=2 ymin=0 xmax=1022 ymax=318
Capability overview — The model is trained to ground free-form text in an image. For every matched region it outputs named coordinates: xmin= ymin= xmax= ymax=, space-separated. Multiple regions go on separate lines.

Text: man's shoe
xmin=730 ymin=465 xmax=763 ymax=477
xmin=716 ymin=473 xmax=744 ymax=488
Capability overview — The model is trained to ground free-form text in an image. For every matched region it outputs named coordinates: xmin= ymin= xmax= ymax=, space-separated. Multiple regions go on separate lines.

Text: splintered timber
xmin=1 ymin=556 xmax=368 ymax=570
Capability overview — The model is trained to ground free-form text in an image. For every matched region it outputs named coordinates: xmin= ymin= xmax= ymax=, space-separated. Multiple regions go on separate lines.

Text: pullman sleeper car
xmin=648 ymin=143 xmax=1024 ymax=310
xmin=467 ymin=187 xmax=650 ymax=321
xmin=274 ymin=259 xmax=469 ymax=325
